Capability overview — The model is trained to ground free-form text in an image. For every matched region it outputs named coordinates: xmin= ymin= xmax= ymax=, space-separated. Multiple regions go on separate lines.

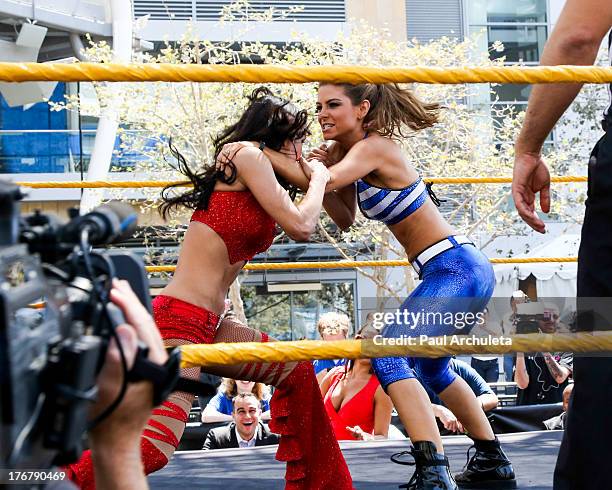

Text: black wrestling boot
xmin=454 ymin=437 xmax=516 ymax=489
xmin=391 ymin=441 xmax=458 ymax=490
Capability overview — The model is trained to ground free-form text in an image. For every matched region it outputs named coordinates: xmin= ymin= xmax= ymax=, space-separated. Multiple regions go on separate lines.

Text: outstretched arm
xmin=516 ymin=0 xmax=612 ymax=154
xmin=514 ymin=353 xmax=530 ymax=389
xmin=543 ymin=352 xmax=571 ymax=384
xmin=234 ymin=147 xmax=330 ymax=241
xmin=323 ymin=184 xmax=357 ymax=231
xmin=372 ymin=386 xmax=393 ymax=438
xmin=432 ymin=404 xmax=464 ymax=433
xmin=201 ymin=403 xmax=233 ymax=423
xmin=477 ymin=393 xmax=499 ymax=412
xmin=319 ymin=368 xmax=335 ymax=395
xmin=266 ymin=141 xmax=375 ymax=229
xmin=262 ymin=140 xmax=377 ymax=193
xmin=513 ymin=0 xmax=612 ymax=232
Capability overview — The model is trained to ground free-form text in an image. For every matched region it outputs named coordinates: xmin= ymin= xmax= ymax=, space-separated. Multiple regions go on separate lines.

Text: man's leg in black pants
xmin=554 ymin=133 xmax=612 ymax=489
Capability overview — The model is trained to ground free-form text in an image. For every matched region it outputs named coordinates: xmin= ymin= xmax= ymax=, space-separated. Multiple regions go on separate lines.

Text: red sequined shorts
xmin=152 ymin=295 xmax=220 ymax=344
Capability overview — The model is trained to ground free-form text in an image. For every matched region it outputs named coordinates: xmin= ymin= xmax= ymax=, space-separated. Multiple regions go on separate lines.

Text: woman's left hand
xmin=300 ymin=157 xmax=331 ymax=183
xmin=346 ymin=425 xmax=373 ymax=441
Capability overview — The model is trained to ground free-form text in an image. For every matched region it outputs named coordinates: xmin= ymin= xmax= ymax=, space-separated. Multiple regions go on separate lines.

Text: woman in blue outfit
xmin=228 ymin=83 xmax=516 ymax=489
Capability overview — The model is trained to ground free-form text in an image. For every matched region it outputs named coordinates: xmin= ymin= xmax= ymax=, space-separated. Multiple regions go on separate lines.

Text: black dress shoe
xmin=454 ymin=437 xmax=516 ymax=489
xmin=391 ymin=441 xmax=458 ymax=490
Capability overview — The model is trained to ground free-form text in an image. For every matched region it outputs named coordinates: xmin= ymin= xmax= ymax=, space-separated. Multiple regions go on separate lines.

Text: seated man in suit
xmin=202 ymin=392 xmax=279 ymax=450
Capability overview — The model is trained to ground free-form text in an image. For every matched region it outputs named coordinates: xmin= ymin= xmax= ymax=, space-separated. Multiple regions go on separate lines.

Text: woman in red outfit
xmin=67 ymin=87 xmax=352 ymax=490
xmin=321 ymin=324 xmax=393 ymax=441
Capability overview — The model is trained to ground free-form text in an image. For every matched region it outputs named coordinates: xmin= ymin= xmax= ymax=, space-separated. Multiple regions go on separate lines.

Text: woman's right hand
xmin=436 ymin=406 xmax=464 ymax=433
xmin=346 ymin=425 xmax=373 ymax=441
xmin=307 ymin=143 xmax=332 ymax=166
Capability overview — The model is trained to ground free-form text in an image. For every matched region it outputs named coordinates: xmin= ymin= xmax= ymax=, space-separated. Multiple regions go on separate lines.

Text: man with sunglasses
xmin=515 ymin=304 xmax=573 ymax=406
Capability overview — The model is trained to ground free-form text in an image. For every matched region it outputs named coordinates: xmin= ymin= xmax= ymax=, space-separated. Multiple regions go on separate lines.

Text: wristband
xmin=127 ymin=345 xmax=181 ymax=407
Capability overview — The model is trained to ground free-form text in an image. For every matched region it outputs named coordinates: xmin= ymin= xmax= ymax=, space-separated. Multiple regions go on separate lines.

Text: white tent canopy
xmin=493 ymin=234 xmax=580 ymax=299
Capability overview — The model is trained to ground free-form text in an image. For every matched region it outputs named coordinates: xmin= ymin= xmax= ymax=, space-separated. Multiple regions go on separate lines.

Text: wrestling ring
xmin=12 ymin=61 xmax=612 ymax=489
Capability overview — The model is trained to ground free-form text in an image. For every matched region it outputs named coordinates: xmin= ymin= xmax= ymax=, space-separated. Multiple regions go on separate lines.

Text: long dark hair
xmin=160 ymin=87 xmax=309 ymax=219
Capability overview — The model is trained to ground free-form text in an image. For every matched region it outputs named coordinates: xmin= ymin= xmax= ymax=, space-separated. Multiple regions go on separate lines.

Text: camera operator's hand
xmin=90 ymin=279 xmax=167 ymax=426
xmin=89 ymin=279 xmax=167 ymax=490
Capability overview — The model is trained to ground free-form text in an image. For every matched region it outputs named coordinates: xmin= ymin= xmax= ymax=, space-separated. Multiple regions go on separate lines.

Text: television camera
xmin=0 ymin=181 xmax=191 ymax=475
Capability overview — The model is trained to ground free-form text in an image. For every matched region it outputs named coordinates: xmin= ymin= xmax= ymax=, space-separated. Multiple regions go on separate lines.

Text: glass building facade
xmin=0 ymin=83 xmax=72 ymax=174
xmin=466 ymin=0 xmax=549 ymax=136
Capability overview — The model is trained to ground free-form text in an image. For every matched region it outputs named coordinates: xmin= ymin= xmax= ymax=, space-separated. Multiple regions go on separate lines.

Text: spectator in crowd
xmin=418 ymin=358 xmax=498 ymax=434
xmin=471 ymin=308 xmax=501 ymax=383
xmin=202 ymin=378 xmax=270 ymax=423
xmin=515 ymin=302 xmax=573 ymax=405
xmin=539 ymin=303 xmax=571 ymax=334
xmin=202 ymin=393 xmax=279 ymax=450
xmin=515 ymin=350 xmax=573 ymax=406
xmin=500 ymin=291 xmax=529 ymax=381
xmin=544 ymin=383 xmax=574 ymax=431
xmin=313 ymin=312 xmax=350 ymax=382
xmin=320 ymin=323 xmax=393 ymax=441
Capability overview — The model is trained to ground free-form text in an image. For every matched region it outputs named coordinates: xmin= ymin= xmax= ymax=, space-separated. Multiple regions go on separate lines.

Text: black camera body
xmin=0 ymin=181 xmax=147 ymax=470
xmin=514 ymin=302 xmax=545 ymax=335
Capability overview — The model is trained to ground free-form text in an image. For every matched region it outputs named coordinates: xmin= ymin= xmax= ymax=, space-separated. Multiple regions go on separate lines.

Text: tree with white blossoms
xmin=49 ymin=0 xmax=608 ymax=322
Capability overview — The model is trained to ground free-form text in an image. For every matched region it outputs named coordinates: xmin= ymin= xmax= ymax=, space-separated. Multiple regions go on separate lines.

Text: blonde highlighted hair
xmin=324 ymin=83 xmax=441 ymax=139
xmin=221 ymin=378 xmax=269 ymax=401
xmin=317 ymin=311 xmax=350 ymax=337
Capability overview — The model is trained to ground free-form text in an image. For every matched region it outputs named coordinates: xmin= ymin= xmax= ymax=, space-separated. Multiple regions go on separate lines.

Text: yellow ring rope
xmin=179 ymin=332 xmax=612 ymax=367
xmin=15 ymin=176 xmax=587 ymax=189
xmin=27 ymin=257 xmax=575 ymax=308
xmin=144 ymin=257 xmax=577 ymax=273
xmin=1 ymin=63 xmax=612 ymax=84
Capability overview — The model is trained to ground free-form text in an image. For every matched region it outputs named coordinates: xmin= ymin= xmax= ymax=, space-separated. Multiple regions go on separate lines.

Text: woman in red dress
xmin=66 ymin=87 xmax=352 ymax=490
xmin=321 ymin=325 xmax=393 ymax=441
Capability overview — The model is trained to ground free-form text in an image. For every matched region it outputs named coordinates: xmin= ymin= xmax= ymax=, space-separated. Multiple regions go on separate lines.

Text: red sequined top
xmin=190 ymin=191 xmax=276 ymax=264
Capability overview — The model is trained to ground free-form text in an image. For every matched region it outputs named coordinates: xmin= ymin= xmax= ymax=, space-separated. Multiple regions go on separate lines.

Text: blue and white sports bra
xmin=356 ymin=177 xmax=430 ymax=226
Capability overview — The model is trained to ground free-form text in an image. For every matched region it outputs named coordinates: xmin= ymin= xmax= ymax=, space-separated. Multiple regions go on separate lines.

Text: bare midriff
xmin=388 ymin=199 xmax=456 ymax=260
xmin=159 ymin=222 xmax=243 ymax=315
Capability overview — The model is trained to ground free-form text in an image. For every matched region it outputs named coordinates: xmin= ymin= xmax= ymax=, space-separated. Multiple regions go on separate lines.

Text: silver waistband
xmin=411 ymin=235 xmax=474 ymax=276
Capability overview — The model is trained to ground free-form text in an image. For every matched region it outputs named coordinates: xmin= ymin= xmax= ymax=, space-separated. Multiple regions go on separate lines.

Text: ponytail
xmin=331 ymin=83 xmax=441 ymax=139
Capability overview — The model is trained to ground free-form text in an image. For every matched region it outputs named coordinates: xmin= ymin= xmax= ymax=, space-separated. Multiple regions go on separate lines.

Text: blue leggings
xmin=372 ymin=240 xmax=495 ymax=394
